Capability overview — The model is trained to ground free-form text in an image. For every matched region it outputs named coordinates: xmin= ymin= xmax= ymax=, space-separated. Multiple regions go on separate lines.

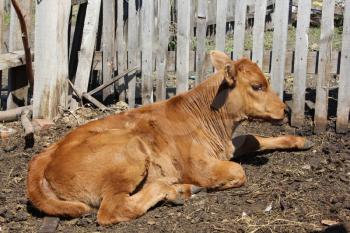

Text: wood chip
xmin=321 ymin=219 xmax=340 ymax=226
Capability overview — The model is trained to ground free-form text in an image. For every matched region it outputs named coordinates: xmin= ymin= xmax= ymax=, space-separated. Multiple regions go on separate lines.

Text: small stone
xmin=147 ymin=220 xmax=156 ymax=225
xmin=246 ymin=199 xmax=255 ymax=204
xmin=302 ymin=164 xmax=311 ymax=170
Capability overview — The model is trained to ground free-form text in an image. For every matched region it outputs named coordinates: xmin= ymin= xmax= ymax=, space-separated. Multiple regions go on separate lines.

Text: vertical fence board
xmin=336 ymin=0 xmax=350 ymax=133
xmin=314 ymin=0 xmax=335 ymax=133
xmin=70 ymin=0 xmax=102 ymax=109
xmin=0 ymin=0 xmax=3 ymax=107
xmin=291 ymin=0 xmax=311 ymax=127
xmin=102 ymin=0 xmax=115 ymax=101
xmin=252 ymin=0 xmax=267 ymax=68
xmin=116 ymin=0 xmax=127 ymax=101
xmin=215 ymin=0 xmax=227 ymax=51
xmin=196 ymin=0 xmax=207 ymax=84
xmin=233 ymin=0 xmax=247 ymax=60
xmin=127 ymin=0 xmax=139 ymax=107
xmin=156 ymin=0 xmax=170 ymax=101
xmin=141 ymin=0 xmax=154 ymax=104
xmin=33 ymin=0 xmax=71 ymax=119
xmin=0 ymin=0 xmax=3 ymax=52
xmin=176 ymin=0 xmax=191 ymax=93
xmin=270 ymin=0 xmax=289 ymax=98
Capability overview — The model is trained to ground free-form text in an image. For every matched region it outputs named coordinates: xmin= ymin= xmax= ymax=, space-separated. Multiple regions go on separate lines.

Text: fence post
xmin=252 ymin=0 xmax=267 ymax=68
xmin=291 ymin=0 xmax=311 ymax=127
xmin=215 ymin=0 xmax=227 ymax=52
xmin=176 ymin=0 xmax=191 ymax=94
xmin=141 ymin=0 xmax=154 ymax=104
xmin=270 ymin=0 xmax=289 ymax=98
xmin=127 ymin=0 xmax=139 ymax=107
xmin=314 ymin=0 xmax=335 ymax=133
xmin=156 ymin=0 xmax=170 ymax=101
xmin=0 ymin=0 xmax=3 ymax=109
xmin=7 ymin=0 xmax=33 ymax=109
xmin=336 ymin=0 xmax=350 ymax=133
xmin=116 ymin=0 xmax=127 ymax=102
xmin=196 ymin=0 xmax=208 ymax=85
xmin=33 ymin=0 xmax=71 ymax=119
xmin=102 ymin=0 xmax=116 ymax=101
xmin=233 ymin=0 xmax=247 ymax=60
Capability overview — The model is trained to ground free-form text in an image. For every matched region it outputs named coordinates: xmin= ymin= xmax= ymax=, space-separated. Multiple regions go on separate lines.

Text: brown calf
xmin=27 ymin=51 xmax=313 ymax=225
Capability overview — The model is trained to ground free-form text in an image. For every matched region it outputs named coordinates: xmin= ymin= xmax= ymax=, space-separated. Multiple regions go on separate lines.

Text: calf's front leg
xmin=232 ymin=134 xmax=314 ymax=157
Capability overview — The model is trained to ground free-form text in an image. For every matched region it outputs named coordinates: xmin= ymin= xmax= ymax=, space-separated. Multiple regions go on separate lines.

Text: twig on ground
xmin=20 ymin=108 xmax=34 ymax=148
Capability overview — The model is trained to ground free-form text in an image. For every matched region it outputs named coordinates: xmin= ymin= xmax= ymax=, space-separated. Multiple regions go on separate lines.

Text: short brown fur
xmin=27 ymin=51 xmax=312 ymax=225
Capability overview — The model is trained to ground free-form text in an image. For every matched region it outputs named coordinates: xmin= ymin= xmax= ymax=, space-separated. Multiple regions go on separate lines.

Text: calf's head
xmin=210 ymin=50 xmax=286 ymax=121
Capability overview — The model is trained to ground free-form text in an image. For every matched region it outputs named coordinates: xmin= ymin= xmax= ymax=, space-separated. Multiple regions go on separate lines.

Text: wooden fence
xmin=0 ymin=0 xmax=349 ymax=134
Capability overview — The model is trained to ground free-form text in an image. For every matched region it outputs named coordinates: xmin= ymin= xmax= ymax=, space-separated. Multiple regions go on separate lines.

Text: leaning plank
xmin=336 ymin=0 xmax=350 ymax=133
xmin=156 ymin=0 xmax=170 ymax=101
xmin=70 ymin=0 xmax=101 ymax=110
xmin=116 ymin=0 xmax=127 ymax=101
xmin=127 ymin=0 xmax=139 ymax=107
xmin=33 ymin=0 xmax=71 ymax=119
xmin=88 ymin=67 xmax=139 ymax=96
xmin=291 ymin=0 xmax=311 ymax=127
xmin=252 ymin=0 xmax=267 ymax=68
xmin=232 ymin=0 xmax=247 ymax=60
xmin=314 ymin=0 xmax=335 ymax=133
xmin=141 ymin=0 xmax=154 ymax=104
xmin=68 ymin=80 xmax=107 ymax=111
xmin=0 ymin=105 xmax=32 ymax=122
xmin=215 ymin=0 xmax=227 ymax=52
xmin=196 ymin=0 xmax=208 ymax=84
xmin=102 ymin=0 xmax=115 ymax=101
xmin=7 ymin=0 xmax=32 ymax=109
xmin=11 ymin=0 xmax=34 ymax=87
xmin=176 ymin=0 xmax=191 ymax=93
xmin=270 ymin=0 xmax=289 ymax=98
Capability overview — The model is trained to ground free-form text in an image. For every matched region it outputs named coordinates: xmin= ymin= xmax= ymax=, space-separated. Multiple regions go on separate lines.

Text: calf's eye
xmin=251 ymin=83 xmax=263 ymax=91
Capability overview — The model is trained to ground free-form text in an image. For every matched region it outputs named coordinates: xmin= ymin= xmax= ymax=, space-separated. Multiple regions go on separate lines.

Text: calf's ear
xmin=223 ymin=62 xmax=237 ymax=88
xmin=210 ymin=50 xmax=231 ymax=70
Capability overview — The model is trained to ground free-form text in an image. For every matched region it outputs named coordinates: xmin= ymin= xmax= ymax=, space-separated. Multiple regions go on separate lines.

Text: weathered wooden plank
xmin=141 ymin=0 xmax=154 ymax=104
xmin=127 ymin=0 xmax=139 ymax=107
xmin=196 ymin=0 xmax=208 ymax=84
xmin=0 ymin=0 xmax=3 ymax=105
xmin=176 ymin=0 xmax=191 ymax=93
xmin=116 ymin=0 xmax=127 ymax=101
xmin=215 ymin=0 xmax=227 ymax=52
xmin=70 ymin=0 xmax=101 ymax=110
xmin=291 ymin=0 xmax=311 ymax=127
xmin=156 ymin=0 xmax=170 ymax=101
xmin=33 ymin=0 xmax=71 ymax=119
xmin=314 ymin=0 xmax=335 ymax=133
xmin=233 ymin=0 xmax=247 ymax=60
xmin=252 ymin=0 xmax=267 ymax=68
xmin=0 ymin=0 xmax=3 ymax=53
xmin=0 ymin=50 xmax=33 ymax=70
xmin=102 ymin=0 xmax=115 ymax=101
xmin=72 ymin=0 xmax=88 ymax=5
xmin=270 ymin=0 xmax=289 ymax=98
xmin=336 ymin=0 xmax=350 ymax=133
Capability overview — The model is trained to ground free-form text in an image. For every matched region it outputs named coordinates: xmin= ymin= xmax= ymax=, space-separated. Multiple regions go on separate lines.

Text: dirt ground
xmin=0 ymin=103 xmax=349 ymax=233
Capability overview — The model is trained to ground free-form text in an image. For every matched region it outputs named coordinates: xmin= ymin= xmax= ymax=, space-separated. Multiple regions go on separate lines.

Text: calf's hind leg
xmin=97 ymin=179 xmax=196 ymax=225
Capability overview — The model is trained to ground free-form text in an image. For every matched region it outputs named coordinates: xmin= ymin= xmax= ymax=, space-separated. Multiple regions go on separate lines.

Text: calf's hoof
xmin=302 ymin=139 xmax=314 ymax=150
